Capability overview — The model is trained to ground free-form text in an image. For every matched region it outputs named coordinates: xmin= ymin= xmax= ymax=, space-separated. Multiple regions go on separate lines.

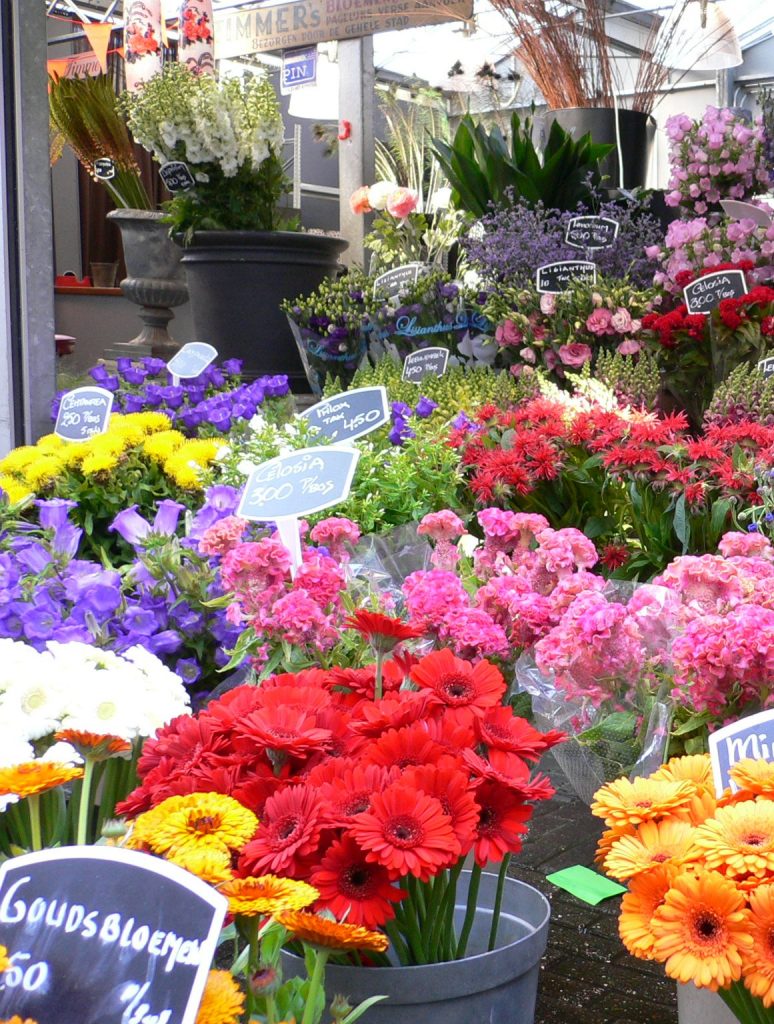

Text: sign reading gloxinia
xmin=299 ymin=386 xmax=389 ymax=443
xmin=214 ymin=0 xmax=473 ymax=57
xmin=709 ymin=709 xmax=774 ymax=796
xmin=0 ymin=846 xmax=226 ymax=1024
xmin=237 ymin=446 xmax=360 ymax=521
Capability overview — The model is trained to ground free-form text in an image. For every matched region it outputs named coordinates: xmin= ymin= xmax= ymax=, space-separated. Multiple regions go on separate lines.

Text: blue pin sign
xmin=402 ymin=346 xmax=449 ymax=383
xmin=159 ymin=161 xmax=196 ymax=193
xmin=166 ymin=342 xmax=218 ymax=380
xmin=709 ymin=708 xmax=774 ymax=796
xmin=237 ymin=446 xmax=360 ymax=521
xmin=0 ymin=846 xmax=226 ymax=1024
xmin=299 ymin=386 xmax=389 ymax=443
xmin=54 ymin=387 xmax=113 ymax=442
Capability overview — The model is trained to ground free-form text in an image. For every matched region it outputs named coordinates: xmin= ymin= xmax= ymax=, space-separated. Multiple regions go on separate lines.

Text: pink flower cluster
xmin=404 ymin=509 xmax=602 ymax=661
xmin=665 ymin=107 xmax=770 ymax=214
xmin=647 ymin=217 xmax=774 ymax=294
xmin=585 ymin=306 xmax=643 ymax=356
xmin=219 ymin=524 xmax=354 ymax=665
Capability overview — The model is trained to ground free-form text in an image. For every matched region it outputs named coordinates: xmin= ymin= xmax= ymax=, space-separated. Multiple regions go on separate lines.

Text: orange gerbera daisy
xmin=619 ymin=863 xmax=677 ymax=960
xmin=730 ymin=759 xmax=774 ymax=798
xmin=651 ymin=869 xmax=753 ymax=990
xmin=0 ymin=761 xmax=83 ymax=798
xmin=195 ymin=969 xmax=245 ymax=1024
xmin=54 ymin=729 xmax=131 ymax=761
xmin=604 ymin=819 xmax=698 ymax=881
xmin=218 ymin=875 xmax=318 ymax=917
xmin=743 ymin=882 xmax=774 ymax=1006
xmin=595 ymin=823 xmax=635 ymax=867
xmin=409 ymin=649 xmax=506 ymax=729
xmin=652 ymin=754 xmax=712 ymax=792
xmin=692 ymin=802 xmax=774 ymax=878
xmin=274 ymin=909 xmax=389 ymax=953
xmin=591 ymin=777 xmax=695 ymax=828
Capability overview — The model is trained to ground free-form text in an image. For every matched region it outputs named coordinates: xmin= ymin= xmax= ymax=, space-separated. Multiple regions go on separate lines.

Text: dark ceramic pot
xmin=548 ymin=107 xmax=654 ymax=190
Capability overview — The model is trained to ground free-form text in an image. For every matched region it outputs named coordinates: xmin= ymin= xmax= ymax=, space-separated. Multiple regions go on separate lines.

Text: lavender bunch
xmin=462 ymin=193 xmax=663 ymax=289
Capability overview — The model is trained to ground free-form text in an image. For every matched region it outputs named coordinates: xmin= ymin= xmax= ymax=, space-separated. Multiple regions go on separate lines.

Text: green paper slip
xmin=545 ymin=865 xmax=626 ymax=905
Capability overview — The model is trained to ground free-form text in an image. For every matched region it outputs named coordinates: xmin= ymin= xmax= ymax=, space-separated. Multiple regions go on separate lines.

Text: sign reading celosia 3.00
xmin=682 ymin=270 xmax=748 ymax=315
xmin=54 ymin=387 xmax=113 ymax=442
xmin=709 ymin=708 xmax=774 ymax=796
xmin=237 ymin=445 xmax=360 ymax=521
xmin=0 ymin=846 xmax=226 ymax=1024
xmin=214 ymin=0 xmax=473 ymax=57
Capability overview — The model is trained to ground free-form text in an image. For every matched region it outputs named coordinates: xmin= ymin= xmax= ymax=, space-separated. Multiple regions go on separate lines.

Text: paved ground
xmin=509 ymin=757 xmax=678 ymax=1024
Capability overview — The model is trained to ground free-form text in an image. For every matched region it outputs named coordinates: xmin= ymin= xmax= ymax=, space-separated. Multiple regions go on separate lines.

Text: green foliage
xmin=431 ymin=111 xmax=614 ymax=215
xmin=375 ymin=85 xmax=450 ymax=209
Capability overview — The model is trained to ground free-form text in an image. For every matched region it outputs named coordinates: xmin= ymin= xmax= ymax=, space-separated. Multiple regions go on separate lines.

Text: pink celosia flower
xmin=403 ymin=569 xmax=470 ymax=631
xmin=269 ymin=590 xmax=339 ymax=650
xmin=437 ymin=606 xmax=510 ymax=661
xmin=418 ymin=510 xmax=465 ymax=542
xmin=221 ymin=538 xmax=292 ymax=595
xmin=294 ymin=551 xmax=346 ymax=609
xmin=717 ymin=530 xmax=774 ymax=560
xmin=653 ymin=554 xmax=746 ymax=614
xmin=309 ymin=517 xmax=360 ymax=561
xmin=199 ymin=515 xmax=247 ymax=557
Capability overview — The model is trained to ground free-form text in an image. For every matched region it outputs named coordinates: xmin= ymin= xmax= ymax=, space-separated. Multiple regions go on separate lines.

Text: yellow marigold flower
xmin=142 ymin=430 xmax=187 ymax=462
xmin=743 ymin=882 xmax=774 ymax=1006
xmin=604 ymin=819 xmax=698 ymax=881
xmin=0 ymin=761 xmax=84 ymax=798
xmin=22 ymin=456 xmax=65 ymax=491
xmin=652 ymin=755 xmax=713 ymax=793
xmin=692 ymin=801 xmax=774 ymax=878
xmin=0 ymin=944 xmax=10 ymax=972
xmin=0 ymin=446 xmax=38 ymax=474
xmin=591 ymin=777 xmax=696 ymax=828
xmin=651 ymin=868 xmax=753 ymax=990
xmin=195 ymin=969 xmax=245 ymax=1024
xmin=0 ymin=475 xmax=32 ymax=505
xmin=275 ymin=910 xmax=389 ymax=953
xmin=730 ymin=759 xmax=774 ymax=799
xmin=218 ymin=875 xmax=319 ymax=917
xmin=619 ymin=863 xmax=679 ymax=960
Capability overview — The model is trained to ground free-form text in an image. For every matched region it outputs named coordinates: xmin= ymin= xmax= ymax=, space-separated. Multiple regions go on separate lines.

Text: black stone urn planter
xmin=178 ymin=231 xmax=348 ymax=390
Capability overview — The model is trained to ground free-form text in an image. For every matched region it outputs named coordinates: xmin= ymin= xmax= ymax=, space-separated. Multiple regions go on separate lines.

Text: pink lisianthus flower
xmin=539 ymin=293 xmax=557 ymax=315
xmin=558 ymin=343 xmax=592 ymax=367
xmin=610 ymin=307 xmax=634 ymax=333
xmin=616 ymin=338 xmax=641 ymax=355
xmin=495 ymin=319 xmax=523 ymax=347
xmin=585 ymin=308 xmax=614 ymax=335
xmin=386 ymin=187 xmax=418 ymax=219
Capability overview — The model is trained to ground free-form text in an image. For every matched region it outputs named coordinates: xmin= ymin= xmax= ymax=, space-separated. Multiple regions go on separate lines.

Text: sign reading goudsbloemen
xmin=214 ymin=0 xmax=473 ymax=56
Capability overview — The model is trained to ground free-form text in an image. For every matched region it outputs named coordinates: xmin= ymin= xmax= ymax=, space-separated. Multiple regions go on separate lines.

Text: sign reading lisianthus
xmin=122 ymin=64 xmax=293 ymax=241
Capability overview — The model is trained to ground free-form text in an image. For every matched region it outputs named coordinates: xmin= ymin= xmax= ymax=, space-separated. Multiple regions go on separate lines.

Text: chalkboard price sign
xmin=166 ymin=342 xmax=218 ymax=379
xmin=709 ymin=708 xmax=774 ymax=796
xmin=93 ymin=158 xmax=115 ymax=181
xmin=535 ymin=261 xmax=597 ymax=294
xmin=159 ymin=161 xmax=196 ymax=193
xmin=299 ymin=386 xmax=389 ymax=443
xmin=402 ymin=346 xmax=449 ymax=383
xmin=682 ymin=270 xmax=748 ymax=315
xmin=373 ymin=263 xmax=425 ymax=300
xmin=54 ymin=387 xmax=114 ymax=442
xmin=0 ymin=846 xmax=226 ymax=1024
xmin=237 ymin=445 xmax=360 ymax=521
xmin=564 ymin=216 xmax=619 ymax=250
xmin=759 ymin=355 xmax=774 ymax=380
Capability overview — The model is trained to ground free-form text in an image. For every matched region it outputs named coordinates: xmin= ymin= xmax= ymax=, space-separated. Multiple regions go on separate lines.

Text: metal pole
xmin=337 ymin=36 xmax=375 ymax=268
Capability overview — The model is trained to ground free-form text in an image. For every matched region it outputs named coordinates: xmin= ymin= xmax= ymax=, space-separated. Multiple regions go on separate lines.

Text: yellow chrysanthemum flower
xmin=692 ymin=801 xmax=774 ymax=878
xmin=109 ymin=421 xmax=146 ymax=447
xmin=80 ymin=451 xmax=121 ymax=476
xmin=219 ymin=875 xmax=319 ymax=917
xmin=195 ymin=970 xmax=245 ymax=1024
xmin=0 ymin=475 xmax=32 ymax=505
xmin=56 ymin=442 xmax=88 ymax=469
xmin=163 ymin=456 xmax=205 ymax=489
xmin=34 ymin=433 xmax=66 ymax=453
xmin=122 ymin=411 xmax=174 ymax=434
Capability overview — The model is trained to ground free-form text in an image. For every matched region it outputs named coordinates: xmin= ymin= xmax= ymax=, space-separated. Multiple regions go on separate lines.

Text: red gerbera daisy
xmin=237 ymin=784 xmax=322 ymax=877
xmin=422 ymin=715 xmax=477 ymax=755
xmin=475 ymin=708 xmax=565 ymax=762
xmin=463 ymin=749 xmax=556 ymax=802
xmin=345 ymin=610 xmax=423 ymax=653
xmin=472 ymin=781 xmax=534 ymax=867
xmin=403 ymin=759 xmax=479 ymax=854
xmin=410 ymin=649 xmax=506 ymax=728
xmin=255 ymin=684 xmax=333 ymax=714
xmin=311 ymin=834 xmax=407 ymax=929
xmin=236 ymin=705 xmax=332 ymax=762
xmin=317 ymin=763 xmax=398 ymax=827
xmin=349 ymin=783 xmax=457 ymax=881
xmin=349 ymin=691 xmax=431 ymax=737
xmin=329 ymin=662 xmax=403 ymax=699
xmin=359 ymin=722 xmax=447 ymax=771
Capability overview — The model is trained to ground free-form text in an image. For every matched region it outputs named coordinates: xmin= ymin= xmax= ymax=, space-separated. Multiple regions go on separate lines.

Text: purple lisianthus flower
xmin=175 ymin=657 xmax=201 ymax=685
xmin=414 ymin=396 xmax=438 ymax=419
xmin=36 ymin=498 xmax=77 ymax=530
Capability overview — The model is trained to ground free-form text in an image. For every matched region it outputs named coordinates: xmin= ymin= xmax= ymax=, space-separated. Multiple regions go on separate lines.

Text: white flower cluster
xmin=125 ymin=67 xmax=284 ymax=179
xmin=0 ymin=639 xmax=191 ymax=755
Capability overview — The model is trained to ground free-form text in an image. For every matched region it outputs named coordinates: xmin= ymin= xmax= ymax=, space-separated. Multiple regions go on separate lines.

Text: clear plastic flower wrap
xmin=515 ymin=580 xmax=679 ymax=802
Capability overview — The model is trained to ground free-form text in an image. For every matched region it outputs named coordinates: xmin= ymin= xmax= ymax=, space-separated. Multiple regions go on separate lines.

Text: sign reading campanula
xmin=214 ymin=0 xmax=474 ymax=57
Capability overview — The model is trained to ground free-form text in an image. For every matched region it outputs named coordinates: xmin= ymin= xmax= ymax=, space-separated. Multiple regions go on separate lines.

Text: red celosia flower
xmin=237 ymin=785 xmax=322 ymax=877
xmin=402 ymin=760 xmax=479 ymax=854
xmin=311 ymin=835 xmax=406 ymax=928
xmin=349 ymin=783 xmax=457 ymax=881
xmin=360 ymin=722 xmax=447 ymax=771
xmin=409 ymin=649 xmax=506 ymax=728
xmin=344 ymin=610 xmax=422 ymax=653
xmin=471 ymin=781 xmax=534 ymax=866
xmin=475 ymin=707 xmax=565 ymax=762
xmin=237 ymin=705 xmax=332 ymax=760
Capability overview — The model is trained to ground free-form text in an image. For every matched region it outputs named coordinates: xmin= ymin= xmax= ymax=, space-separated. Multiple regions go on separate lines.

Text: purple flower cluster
xmin=388 ymin=396 xmax=438 ymax=446
xmin=0 ymin=497 xmax=241 ymax=697
xmin=463 ymin=195 xmax=663 ymax=290
xmin=51 ymin=357 xmax=290 ymax=435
